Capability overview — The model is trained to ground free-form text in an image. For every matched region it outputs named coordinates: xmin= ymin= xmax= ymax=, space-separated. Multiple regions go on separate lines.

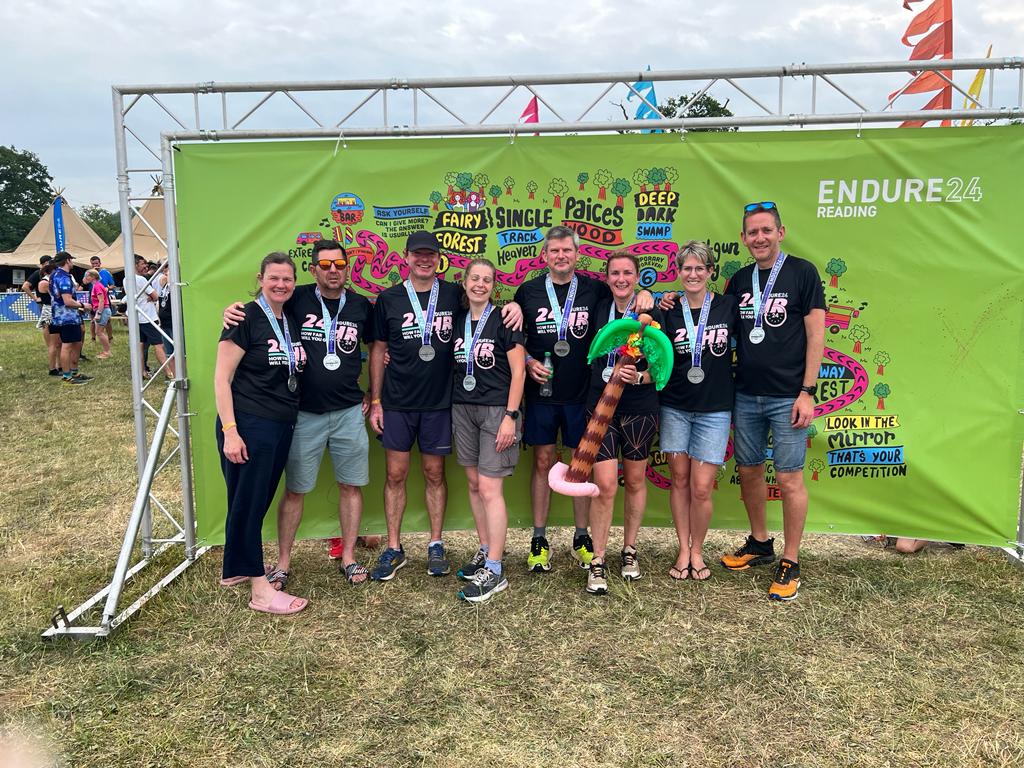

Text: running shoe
xmin=720 ymin=534 xmax=776 ymax=571
xmin=586 ymin=560 xmax=608 ymax=594
xmin=370 ymin=547 xmax=407 ymax=581
xmin=73 ymin=373 xmax=93 ymax=381
xmin=456 ymin=548 xmax=487 ymax=581
xmin=458 ymin=568 xmax=508 ymax=603
xmin=767 ymin=558 xmax=801 ymax=602
xmin=426 ymin=542 xmax=450 ymax=577
xmin=572 ymin=533 xmax=594 ymax=569
xmin=527 ymin=535 xmax=551 ymax=573
xmin=620 ymin=546 xmax=642 ymax=581
xmin=327 ymin=537 xmax=344 ymax=560
xmin=62 ymin=376 xmax=89 ymax=386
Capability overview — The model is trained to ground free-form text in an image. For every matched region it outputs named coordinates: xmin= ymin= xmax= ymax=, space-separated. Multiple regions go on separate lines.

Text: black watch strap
xmin=504 ymin=409 xmax=519 ymax=420
xmin=799 ymin=385 xmax=817 ymax=397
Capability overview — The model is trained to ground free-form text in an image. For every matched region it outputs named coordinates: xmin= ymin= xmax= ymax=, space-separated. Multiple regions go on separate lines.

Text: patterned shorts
xmin=587 ymin=410 xmax=659 ymax=463
xmin=35 ymin=305 xmax=52 ymax=329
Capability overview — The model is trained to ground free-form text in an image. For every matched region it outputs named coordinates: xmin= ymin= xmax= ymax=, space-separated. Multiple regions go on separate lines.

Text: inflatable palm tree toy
xmin=548 ymin=313 xmax=673 ymax=497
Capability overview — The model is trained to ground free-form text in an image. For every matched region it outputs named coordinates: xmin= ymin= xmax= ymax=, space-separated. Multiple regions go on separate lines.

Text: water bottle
xmin=539 ymin=352 xmax=554 ymax=398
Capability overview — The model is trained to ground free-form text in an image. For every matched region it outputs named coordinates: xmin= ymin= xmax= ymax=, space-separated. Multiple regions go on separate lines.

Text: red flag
xmin=902 ymin=0 xmax=950 ymax=44
xmin=519 ymin=96 xmax=538 ymax=124
xmin=909 ymin=21 xmax=951 ymax=60
xmin=903 ymin=0 xmax=925 ymax=8
xmin=900 ymin=90 xmax=951 ymax=127
xmin=889 ymin=69 xmax=951 ymax=100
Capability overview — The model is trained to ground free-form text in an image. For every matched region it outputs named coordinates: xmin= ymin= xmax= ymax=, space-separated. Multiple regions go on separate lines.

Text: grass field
xmin=1 ymin=320 xmax=1023 ymax=767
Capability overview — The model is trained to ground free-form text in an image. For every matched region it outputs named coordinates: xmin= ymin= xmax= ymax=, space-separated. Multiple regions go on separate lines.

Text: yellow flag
xmin=962 ymin=44 xmax=993 ymax=127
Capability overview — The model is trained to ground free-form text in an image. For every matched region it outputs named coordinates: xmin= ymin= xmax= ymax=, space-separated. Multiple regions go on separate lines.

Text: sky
xmin=1 ymin=0 xmax=1021 ymax=211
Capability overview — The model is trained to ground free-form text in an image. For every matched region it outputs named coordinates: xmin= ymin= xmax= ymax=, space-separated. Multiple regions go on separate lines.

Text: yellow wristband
xmin=371 ymin=399 xmax=381 ymax=405
xmin=221 ymin=422 xmax=237 ymax=432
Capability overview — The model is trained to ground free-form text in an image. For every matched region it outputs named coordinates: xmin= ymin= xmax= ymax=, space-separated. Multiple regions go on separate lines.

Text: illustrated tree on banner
xmin=891 ymin=0 xmax=953 ymax=127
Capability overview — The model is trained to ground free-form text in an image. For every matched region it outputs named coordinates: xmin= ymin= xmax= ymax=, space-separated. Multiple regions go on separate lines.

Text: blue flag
xmin=628 ymin=66 xmax=662 ymax=134
xmin=53 ymin=196 xmax=66 ymax=253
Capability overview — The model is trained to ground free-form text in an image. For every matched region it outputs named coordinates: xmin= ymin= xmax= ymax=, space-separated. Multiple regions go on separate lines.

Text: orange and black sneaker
xmin=720 ymin=534 xmax=776 ymax=571
xmin=767 ymin=558 xmax=801 ymax=602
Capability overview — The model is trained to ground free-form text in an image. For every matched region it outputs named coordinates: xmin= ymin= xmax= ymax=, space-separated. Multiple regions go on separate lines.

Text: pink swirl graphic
xmin=814 ymin=347 xmax=869 ymax=417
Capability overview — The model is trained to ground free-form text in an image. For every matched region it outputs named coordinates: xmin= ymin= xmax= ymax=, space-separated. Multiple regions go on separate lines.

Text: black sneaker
xmin=48 ymin=368 xmax=61 ymax=376
xmin=458 ymin=567 xmax=508 ymax=603
xmin=79 ymin=353 xmax=91 ymax=362
xmin=456 ymin=548 xmax=487 ymax=581
xmin=572 ymin=533 xmax=595 ymax=569
xmin=74 ymin=373 xmax=94 ymax=381
xmin=527 ymin=535 xmax=551 ymax=572
xmin=720 ymin=534 xmax=776 ymax=571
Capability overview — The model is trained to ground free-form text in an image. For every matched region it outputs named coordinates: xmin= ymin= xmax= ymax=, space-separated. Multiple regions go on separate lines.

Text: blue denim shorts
xmin=659 ymin=407 xmax=731 ymax=465
xmin=732 ymin=392 xmax=807 ymax=472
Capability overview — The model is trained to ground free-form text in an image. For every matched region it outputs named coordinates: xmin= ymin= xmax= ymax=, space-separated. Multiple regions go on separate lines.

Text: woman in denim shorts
xmin=83 ymin=270 xmax=112 ymax=359
xmin=658 ymin=241 xmax=739 ymax=581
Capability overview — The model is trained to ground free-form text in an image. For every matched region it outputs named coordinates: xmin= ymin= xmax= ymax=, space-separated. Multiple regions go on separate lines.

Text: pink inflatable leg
xmin=548 ymin=461 xmax=600 ymax=498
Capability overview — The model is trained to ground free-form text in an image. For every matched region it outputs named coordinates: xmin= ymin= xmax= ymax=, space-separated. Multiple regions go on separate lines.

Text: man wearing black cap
xmin=49 ymin=252 xmax=92 ymax=385
xmin=367 ymin=230 xmax=522 ymax=581
xmin=21 ymin=255 xmax=61 ymax=375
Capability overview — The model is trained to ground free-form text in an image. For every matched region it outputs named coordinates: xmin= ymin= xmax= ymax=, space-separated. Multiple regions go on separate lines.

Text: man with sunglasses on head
xmin=720 ymin=201 xmax=825 ymax=602
xmin=223 ymin=238 xmax=375 ymax=585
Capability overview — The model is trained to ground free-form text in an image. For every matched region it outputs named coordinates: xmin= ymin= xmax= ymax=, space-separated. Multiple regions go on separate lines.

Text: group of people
xmin=214 ymin=202 xmax=825 ymax=616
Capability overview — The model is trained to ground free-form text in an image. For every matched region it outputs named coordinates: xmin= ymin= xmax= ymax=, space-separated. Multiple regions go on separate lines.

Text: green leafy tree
xmin=593 ymin=169 xmax=613 ymax=200
xmin=849 ymin=324 xmax=871 ymax=354
xmin=610 ymin=178 xmax=632 ymax=207
xmin=444 ymin=171 xmax=458 ymax=196
xmin=714 ymin=464 xmax=727 ymax=489
xmin=526 ymin=180 xmax=538 ymax=199
xmin=806 ymin=423 xmax=818 ymax=447
xmin=646 ymin=167 xmax=668 ymax=190
xmin=826 ymin=258 xmax=848 ymax=288
xmin=387 ymin=268 xmax=402 ymax=286
xmin=0 ymin=145 xmax=54 ymax=251
xmin=657 ymin=92 xmax=738 ymax=132
xmin=809 ymin=458 xmax=825 ymax=481
xmin=577 ymin=171 xmax=589 ymax=190
xmin=503 ymin=176 xmax=515 ymax=195
xmin=874 ymin=382 xmax=891 ymax=410
xmin=721 ymin=260 xmax=742 ymax=289
xmin=664 ymin=167 xmax=679 ymax=191
xmin=488 ymin=184 xmax=502 ymax=204
xmin=429 ymin=191 xmax=443 ymax=211
xmin=473 ymin=172 xmax=489 ymax=196
xmin=456 ymin=171 xmax=474 ymax=192
xmin=78 ymin=204 xmax=122 ymax=244
xmin=632 ymin=168 xmax=649 ymax=193
xmin=548 ymin=178 xmax=569 ymax=208
xmin=874 ymin=350 xmax=891 ymax=375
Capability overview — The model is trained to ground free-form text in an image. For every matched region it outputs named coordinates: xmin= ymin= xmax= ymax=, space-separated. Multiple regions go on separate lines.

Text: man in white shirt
xmin=133 ymin=254 xmax=167 ymax=379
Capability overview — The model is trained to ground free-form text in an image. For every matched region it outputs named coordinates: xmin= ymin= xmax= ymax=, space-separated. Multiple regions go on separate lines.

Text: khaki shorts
xmin=452 ymin=404 xmax=522 ymax=478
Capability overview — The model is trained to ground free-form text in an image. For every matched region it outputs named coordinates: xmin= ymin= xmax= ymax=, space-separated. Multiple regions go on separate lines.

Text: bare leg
xmin=44 ymin=328 xmax=60 ymax=369
xmin=463 ymin=466 xmax=488 ymax=550
xmin=776 ymin=470 xmax=808 ymax=562
xmin=276 ymin=489 xmax=304 ymax=572
xmin=384 ymin=449 xmax=410 ymax=549
xmin=738 ymin=463 xmax=770 ymax=541
xmin=895 ymin=537 xmax=927 ymax=554
xmin=668 ymin=453 xmax=692 ymax=573
xmin=338 ymin=483 xmax=363 ymax=566
xmin=688 ymin=459 xmax=719 ymax=578
xmin=98 ymin=325 xmax=111 ymax=355
xmin=476 ymin=474 xmax=508 ymax=562
xmin=531 ymin=444 xmax=556 ymax=528
xmin=572 ymin=495 xmax=590 ymax=531
xmin=590 ymin=459 xmax=619 ymax=561
xmin=621 ymin=458 xmax=648 ymax=550
xmin=421 ymin=453 xmax=447 ymax=542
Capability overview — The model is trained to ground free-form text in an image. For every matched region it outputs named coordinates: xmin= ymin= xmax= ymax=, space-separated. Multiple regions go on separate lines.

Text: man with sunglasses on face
xmin=223 ymin=239 xmax=375 ymax=585
xmin=720 ymin=201 xmax=825 ymax=602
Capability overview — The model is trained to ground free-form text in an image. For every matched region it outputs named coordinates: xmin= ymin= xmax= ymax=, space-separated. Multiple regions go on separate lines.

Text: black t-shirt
xmin=290 ymin=284 xmax=374 ymax=414
xmin=585 ymin=299 xmax=661 ymax=415
xmin=28 ymin=269 xmax=51 ymax=305
xmin=219 ymin=301 xmax=303 ymax=423
xmin=659 ymin=293 xmax=737 ymax=413
xmin=724 ymin=254 xmax=825 ymax=396
xmin=514 ymin=273 xmax=611 ymax=405
xmin=452 ymin=306 xmax=525 ymax=407
xmin=158 ymin=284 xmax=173 ymax=326
xmin=373 ymin=280 xmax=462 ymax=411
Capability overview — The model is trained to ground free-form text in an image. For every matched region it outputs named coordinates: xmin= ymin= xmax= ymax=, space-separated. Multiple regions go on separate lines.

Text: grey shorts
xmin=285 ymin=404 xmax=370 ymax=493
xmin=452 ymin=404 xmax=521 ymax=478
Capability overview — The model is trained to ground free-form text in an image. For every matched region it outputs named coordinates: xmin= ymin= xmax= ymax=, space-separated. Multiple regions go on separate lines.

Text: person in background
xmin=132 ymin=255 xmax=167 ymax=380
xmin=83 ymin=269 xmax=112 ymax=359
xmin=90 ymin=256 xmax=116 ymax=340
xmin=157 ymin=263 xmax=176 ymax=377
xmin=22 ymin=255 xmax=61 ymax=375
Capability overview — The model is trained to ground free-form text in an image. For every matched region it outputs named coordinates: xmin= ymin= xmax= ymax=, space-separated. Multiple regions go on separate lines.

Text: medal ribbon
xmin=315 ymin=287 xmax=347 ymax=357
xmin=463 ymin=303 xmax=494 ymax=380
xmin=751 ymin=251 xmax=787 ymax=331
xmin=405 ymin=278 xmax=440 ymax=348
xmin=681 ymin=291 xmax=713 ymax=370
xmin=544 ymin=274 xmax=578 ymax=346
xmin=605 ymin=294 xmax=636 ymax=369
xmin=257 ymin=294 xmax=295 ymax=376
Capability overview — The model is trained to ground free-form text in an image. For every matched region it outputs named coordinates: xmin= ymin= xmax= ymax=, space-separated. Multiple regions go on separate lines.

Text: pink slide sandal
xmin=248 ymin=591 xmax=308 ymax=615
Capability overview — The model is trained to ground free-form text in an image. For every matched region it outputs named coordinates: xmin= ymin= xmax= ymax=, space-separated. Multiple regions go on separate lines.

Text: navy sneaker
xmin=426 ymin=542 xmax=450 ymax=577
xmin=458 ymin=568 xmax=508 ymax=603
xmin=370 ymin=547 xmax=407 ymax=581
xmin=456 ymin=548 xmax=487 ymax=581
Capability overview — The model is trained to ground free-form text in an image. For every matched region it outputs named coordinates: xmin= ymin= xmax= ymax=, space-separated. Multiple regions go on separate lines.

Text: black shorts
xmin=588 ymin=410 xmax=659 ymax=462
xmin=138 ymin=322 xmax=163 ymax=345
xmin=379 ymin=409 xmax=452 ymax=455
xmin=52 ymin=324 xmax=83 ymax=344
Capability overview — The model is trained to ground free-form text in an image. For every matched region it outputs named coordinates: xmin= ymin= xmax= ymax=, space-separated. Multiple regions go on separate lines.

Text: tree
xmin=455 ymin=172 xmax=474 ymax=192
xmin=488 ymin=184 xmax=502 ymax=205
xmin=646 ymin=167 xmax=667 ymax=190
xmin=548 ymin=178 xmax=569 ymax=208
xmin=444 ymin=172 xmax=458 ymax=196
xmin=503 ymin=176 xmax=515 ymax=195
xmin=806 ymin=423 xmax=818 ymax=448
xmin=77 ymin=204 xmax=121 ymax=244
xmin=809 ymin=458 xmax=825 ymax=481
xmin=849 ymin=324 xmax=871 ymax=354
xmin=656 ymin=92 xmax=738 ymax=132
xmin=473 ymin=172 xmax=489 ymax=196
xmin=526 ymin=180 xmax=538 ymax=199
xmin=664 ymin=167 xmax=679 ymax=191
xmin=611 ymin=178 xmax=631 ymax=207
xmin=429 ymin=191 xmax=443 ymax=211
xmin=0 ymin=145 xmax=54 ymax=251
xmin=632 ymin=168 xmax=649 ymax=193
xmin=825 ymin=258 xmax=848 ymax=288
xmin=874 ymin=383 xmax=891 ymax=410
xmin=721 ymin=260 xmax=742 ymax=289
xmin=874 ymin=350 xmax=891 ymax=375
xmin=593 ymin=169 xmax=613 ymax=200
xmin=714 ymin=464 xmax=727 ymax=489
xmin=577 ymin=171 xmax=589 ymax=190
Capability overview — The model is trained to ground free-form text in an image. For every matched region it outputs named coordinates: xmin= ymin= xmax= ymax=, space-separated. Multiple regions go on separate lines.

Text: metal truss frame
xmin=42 ymin=58 xmax=1024 ymax=640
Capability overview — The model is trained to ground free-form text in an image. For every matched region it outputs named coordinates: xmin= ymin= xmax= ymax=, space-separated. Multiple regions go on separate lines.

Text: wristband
xmin=221 ymin=422 xmax=237 ymax=432
xmin=525 ymin=354 xmax=534 ymax=365
xmin=371 ymin=398 xmax=381 ymax=405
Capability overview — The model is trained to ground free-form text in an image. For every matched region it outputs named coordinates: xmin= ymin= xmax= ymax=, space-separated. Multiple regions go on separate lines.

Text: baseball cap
xmin=53 ymin=252 xmax=72 ymax=265
xmin=405 ymin=230 xmax=441 ymax=253
xmin=39 ymin=255 xmax=52 ymax=265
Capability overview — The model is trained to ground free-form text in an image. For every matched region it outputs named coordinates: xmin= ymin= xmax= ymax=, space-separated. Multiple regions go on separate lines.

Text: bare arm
xmin=791 ymin=308 xmax=825 ymax=428
xmin=214 ymin=340 xmax=248 ymax=463
xmin=500 ymin=300 xmax=523 ymax=331
xmin=497 ymin=343 xmax=527 ymax=451
xmin=368 ymin=340 xmax=386 ymax=434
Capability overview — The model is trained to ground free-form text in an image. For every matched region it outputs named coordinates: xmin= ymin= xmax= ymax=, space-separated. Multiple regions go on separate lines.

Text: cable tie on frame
xmin=857 ymin=113 xmax=863 ymax=139
xmin=509 ymin=125 xmax=517 ymax=145
xmin=333 ymin=129 xmax=348 ymax=157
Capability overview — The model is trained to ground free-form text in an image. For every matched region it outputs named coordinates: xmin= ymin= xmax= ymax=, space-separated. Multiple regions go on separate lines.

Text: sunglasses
xmin=744 ymin=201 xmax=778 ymax=213
xmin=317 ymin=259 xmax=348 ymax=270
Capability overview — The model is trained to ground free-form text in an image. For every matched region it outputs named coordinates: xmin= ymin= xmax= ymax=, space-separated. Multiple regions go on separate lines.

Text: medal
xmin=462 ymin=303 xmax=494 ymax=392
xmin=316 ymin=286 xmax=347 ymax=369
xmin=749 ymin=327 xmax=766 ymax=344
xmin=257 ymin=294 xmax=297 ymax=386
xmin=603 ymin=294 xmax=636 ymax=376
xmin=419 ymin=345 xmax=436 ymax=361
xmin=687 ymin=367 xmax=705 ymax=384
xmin=602 ymin=366 xmax=614 ymax=383
xmin=749 ymin=252 xmax=787 ymax=343
xmin=462 ymin=375 xmax=477 ymax=391
xmin=680 ymin=291 xmax=713 ymax=382
xmin=322 ymin=353 xmax=341 ymax=370
xmin=553 ymin=339 xmax=571 ymax=357
xmin=405 ymin=278 xmax=440 ymax=362
xmin=287 ymin=374 xmax=298 ymax=393
xmin=544 ymin=275 xmax=578 ymax=360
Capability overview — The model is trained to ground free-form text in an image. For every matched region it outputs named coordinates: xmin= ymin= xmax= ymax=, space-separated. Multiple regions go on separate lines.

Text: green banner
xmin=176 ymin=128 xmax=1024 ymax=548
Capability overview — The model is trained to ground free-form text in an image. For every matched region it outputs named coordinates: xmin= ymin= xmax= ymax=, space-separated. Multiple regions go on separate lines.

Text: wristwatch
xmin=504 ymin=410 xmax=519 ymax=421
xmin=799 ymin=385 xmax=817 ymax=397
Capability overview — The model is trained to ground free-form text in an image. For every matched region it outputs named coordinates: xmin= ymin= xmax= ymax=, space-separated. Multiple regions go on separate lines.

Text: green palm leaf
xmin=587 ymin=317 xmax=675 ymax=390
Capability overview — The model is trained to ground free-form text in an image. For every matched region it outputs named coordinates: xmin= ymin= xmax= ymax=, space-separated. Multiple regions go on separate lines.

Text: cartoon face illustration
xmin=474 ymin=341 xmax=496 ymax=369
xmin=764 ymin=297 xmax=788 ymax=327
xmin=568 ymin=309 xmax=590 ymax=339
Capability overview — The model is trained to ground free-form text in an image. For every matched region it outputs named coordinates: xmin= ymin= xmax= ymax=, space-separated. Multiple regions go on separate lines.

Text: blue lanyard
xmin=605 ymin=294 xmax=635 ymax=368
xmin=463 ymin=303 xmax=494 ymax=378
xmin=404 ymin=279 xmax=439 ymax=347
xmin=315 ymin=287 xmax=347 ymax=356
xmin=751 ymin=252 xmax=786 ymax=330
xmin=681 ymin=291 xmax=713 ymax=369
xmin=544 ymin=274 xmax=578 ymax=343
xmin=257 ymin=294 xmax=295 ymax=375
